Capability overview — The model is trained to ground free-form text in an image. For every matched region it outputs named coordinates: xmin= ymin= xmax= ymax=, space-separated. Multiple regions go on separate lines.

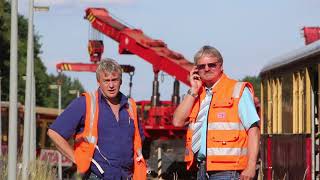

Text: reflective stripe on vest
xmin=74 ymin=91 xmax=99 ymax=174
xmin=127 ymin=98 xmax=147 ymax=180
xmin=75 ymin=91 xmax=98 ymax=144
xmin=207 ymin=122 xmax=245 ymax=131
xmin=127 ymin=98 xmax=143 ymax=158
xmin=87 ymin=91 xmax=97 ymax=144
xmin=232 ymin=82 xmax=244 ymax=98
xmin=207 ymin=147 xmax=248 ymax=156
xmin=189 ymin=122 xmax=245 ymax=131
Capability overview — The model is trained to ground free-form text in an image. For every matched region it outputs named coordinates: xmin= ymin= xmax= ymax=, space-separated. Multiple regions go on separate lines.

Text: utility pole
xmin=22 ymin=0 xmax=34 ymax=178
xmin=8 ymin=0 xmax=18 ymax=179
xmin=49 ymin=81 xmax=63 ymax=180
xmin=58 ymin=83 xmax=62 ymax=179
xmin=21 ymin=4 xmax=50 ymax=178
xmin=29 ymin=75 xmax=36 ymax=161
xmin=69 ymin=89 xmax=80 ymax=98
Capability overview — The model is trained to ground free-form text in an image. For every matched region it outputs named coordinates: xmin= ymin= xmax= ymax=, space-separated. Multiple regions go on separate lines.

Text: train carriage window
xmin=282 ymin=73 xmax=293 ymax=133
xmin=266 ymin=78 xmax=272 ymax=134
xmin=293 ymin=70 xmax=307 ymax=133
xmin=299 ymin=71 xmax=306 ymax=133
xmin=263 ymin=69 xmax=310 ymax=134
xmin=261 ymin=80 xmax=267 ymax=134
xmin=269 ymin=76 xmax=283 ymax=134
xmin=271 ymin=78 xmax=279 ymax=134
xmin=262 ymin=78 xmax=272 ymax=134
xmin=304 ymin=66 xmax=314 ymax=134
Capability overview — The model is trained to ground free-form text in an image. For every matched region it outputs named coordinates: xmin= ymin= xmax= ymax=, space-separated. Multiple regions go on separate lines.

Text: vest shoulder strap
xmin=127 ymin=98 xmax=136 ymax=120
xmin=232 ymin=82 xmax=254 ymax=99
xmin=232 ymin=82 xmax=245 ymax=98
xmin=79 ymin=91 xmax=99 ymax=144
xmin=127 ymin=98 xmax=143 ymax=155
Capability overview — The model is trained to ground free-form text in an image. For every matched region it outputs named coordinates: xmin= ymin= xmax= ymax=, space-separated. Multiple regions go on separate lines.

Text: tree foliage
xmin=46 ymin=74 xmax=84 ymax=108
xmin=0 ymin=0 xmax=84 ymax=108
xmin=240 ymin=75 xmax=261 ymax=99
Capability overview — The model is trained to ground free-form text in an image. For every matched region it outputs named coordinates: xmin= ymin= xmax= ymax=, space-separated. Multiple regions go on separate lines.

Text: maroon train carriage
xmin=259 ymin=40 xmax=320 ymax=180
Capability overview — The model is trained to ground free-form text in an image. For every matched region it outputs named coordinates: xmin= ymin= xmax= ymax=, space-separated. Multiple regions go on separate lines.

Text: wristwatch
xmin=187 ymin=89 xmax=198 ymax=98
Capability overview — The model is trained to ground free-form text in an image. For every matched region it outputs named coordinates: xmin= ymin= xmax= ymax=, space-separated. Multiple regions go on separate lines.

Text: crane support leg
xmin=171 ymin=79 xmax=180 ymax=105
xmin=151 ymin=68 xmax=160 ymax=107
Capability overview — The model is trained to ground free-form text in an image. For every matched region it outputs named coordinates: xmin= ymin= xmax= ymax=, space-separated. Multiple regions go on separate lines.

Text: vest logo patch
xmin=217 ymin=112 xmax=226 ymax=119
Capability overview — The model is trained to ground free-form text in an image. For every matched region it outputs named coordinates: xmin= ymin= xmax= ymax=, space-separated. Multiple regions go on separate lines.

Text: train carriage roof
xmin=260 ymin=40 xmax=320 ymax=76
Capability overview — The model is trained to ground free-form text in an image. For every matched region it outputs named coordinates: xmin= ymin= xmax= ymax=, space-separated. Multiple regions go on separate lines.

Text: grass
xmin=0 ymin=154 xmax=57 ymax=180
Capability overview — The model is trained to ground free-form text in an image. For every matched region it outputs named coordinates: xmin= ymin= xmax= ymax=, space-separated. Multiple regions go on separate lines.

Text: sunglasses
xmin=196 ymin=62 xmax=221 ymax=70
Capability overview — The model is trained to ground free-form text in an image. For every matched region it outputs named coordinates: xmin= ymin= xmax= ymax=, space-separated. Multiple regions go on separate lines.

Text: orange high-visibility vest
xmin=185 ymin=74 xmax=254 ymax=171
xmin=74 ymin=91 xmax=147 ymax=179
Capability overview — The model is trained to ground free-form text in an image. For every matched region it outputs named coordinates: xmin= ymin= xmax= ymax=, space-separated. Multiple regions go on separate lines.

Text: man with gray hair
xmin=173 ymin=45 xmax=260 ymax=180
xmin=48 ymin=59 xmax=147 ymax=179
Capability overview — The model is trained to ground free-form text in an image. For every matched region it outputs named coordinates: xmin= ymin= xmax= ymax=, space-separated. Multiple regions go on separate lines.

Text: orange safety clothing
xmin=185 ymin=74 xmax=254 ymax=171
xmin=74 ymin=91 xmax=147 ymax=179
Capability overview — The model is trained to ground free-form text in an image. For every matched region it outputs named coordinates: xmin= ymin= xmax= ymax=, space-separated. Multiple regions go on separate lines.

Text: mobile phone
xmin=193 ymin=67 xmax=201 ymax=80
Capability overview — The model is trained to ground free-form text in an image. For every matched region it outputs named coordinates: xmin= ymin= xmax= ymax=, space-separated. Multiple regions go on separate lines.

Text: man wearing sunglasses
xmin=173 ymin=45 xmax=260 ymax=180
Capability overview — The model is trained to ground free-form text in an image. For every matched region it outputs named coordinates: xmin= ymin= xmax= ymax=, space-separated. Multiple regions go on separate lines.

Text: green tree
xmin=240 ymin=75 xmax=261 ymax=99
xmin=46 ymin=74 xmax=85 ymax=108
xmin=0 ymin=0 xmax=84 ymax=108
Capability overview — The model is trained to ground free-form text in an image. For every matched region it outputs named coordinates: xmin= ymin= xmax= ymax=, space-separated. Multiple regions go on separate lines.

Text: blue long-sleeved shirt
xmin=49 ymin=89 xmax=144 ymax=179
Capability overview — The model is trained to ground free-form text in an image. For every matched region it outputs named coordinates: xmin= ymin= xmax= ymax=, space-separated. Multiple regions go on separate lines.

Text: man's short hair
xmin=96 ymin=58 xmax=122 ymax=81
xmin=193 ymin=45 xmax=223 ymax=65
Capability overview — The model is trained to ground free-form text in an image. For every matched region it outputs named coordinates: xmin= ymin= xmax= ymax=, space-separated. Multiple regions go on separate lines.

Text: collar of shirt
xmin=205 ymin=87 xmax=212 ymax=95
xmin=98 ymin=88 xmax=129 ymax=109
xmin=205 ymin=75 xmax=223 ymax=95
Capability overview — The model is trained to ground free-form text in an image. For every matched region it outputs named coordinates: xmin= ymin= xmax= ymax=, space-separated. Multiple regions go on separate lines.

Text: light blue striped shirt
xmin=197 ymin=87 xmax=260 ymax=160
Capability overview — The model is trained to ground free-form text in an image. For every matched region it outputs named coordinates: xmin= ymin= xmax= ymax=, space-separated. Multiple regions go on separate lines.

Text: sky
xmin=18 ymin=0 xmax=320 ymax=101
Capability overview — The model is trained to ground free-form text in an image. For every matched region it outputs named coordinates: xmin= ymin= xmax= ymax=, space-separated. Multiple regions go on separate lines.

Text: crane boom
xmin=85 ymin=8 xmax=193 ymax=86
xmin=56 ymin=62 xmax=135 ymax=74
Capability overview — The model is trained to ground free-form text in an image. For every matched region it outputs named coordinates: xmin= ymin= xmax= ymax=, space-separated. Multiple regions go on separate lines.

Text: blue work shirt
xmin=197 ymin=87 xmax=260 ymax=160
xmin=49 ymin=89 xmax=144 ymax=179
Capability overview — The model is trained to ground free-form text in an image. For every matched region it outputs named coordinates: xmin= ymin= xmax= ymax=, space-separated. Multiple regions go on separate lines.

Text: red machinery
xmin=84 ymin=8 xmax=194 ymax=139
xmin=56 ymin=7 xmax=194 ymax=139
xmin=88 ymin=40 xmax=104 ymax=63
xmin=302 ymin=27 xmax=320 ymax=45
xmin=56 ymin=62 xmax=135 ymax=73
xmin=85 ymin=8 xmax=193 ymax=85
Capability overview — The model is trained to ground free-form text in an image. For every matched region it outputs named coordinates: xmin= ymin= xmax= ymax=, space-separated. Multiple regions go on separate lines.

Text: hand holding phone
xmin=189 ymin=66 xmax=202 ymax=94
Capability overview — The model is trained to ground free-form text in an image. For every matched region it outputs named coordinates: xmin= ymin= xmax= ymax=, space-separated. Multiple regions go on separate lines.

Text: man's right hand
xmin=47 ymin=129 xmax=75 ymax=163
xmin=189 ymin=66 xmax=202 ymax=94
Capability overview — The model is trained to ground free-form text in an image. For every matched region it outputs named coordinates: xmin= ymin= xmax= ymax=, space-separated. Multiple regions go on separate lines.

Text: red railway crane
xmin=56 ymin=7 xmax=195 ymax=139
xmin=83 ymin=7 xmax=194 ymax=139
xmin=85 ymin=8 xmax=193 ymax=86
